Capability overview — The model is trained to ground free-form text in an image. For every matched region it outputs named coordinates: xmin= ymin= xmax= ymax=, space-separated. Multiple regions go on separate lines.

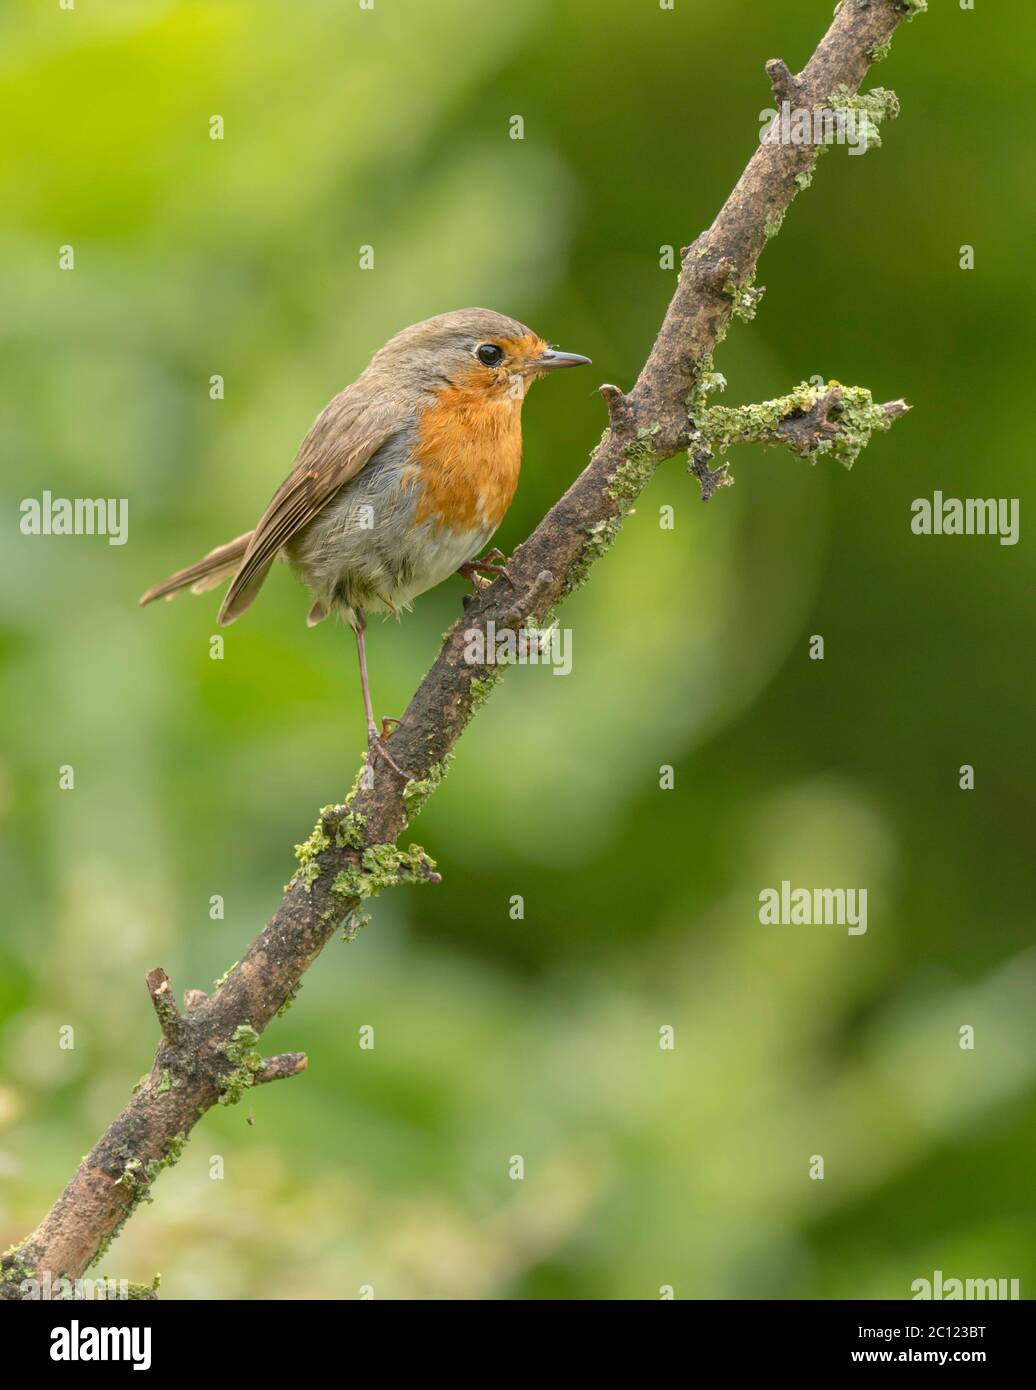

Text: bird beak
xmin=534 ymin=348 xmax=592 ymax=371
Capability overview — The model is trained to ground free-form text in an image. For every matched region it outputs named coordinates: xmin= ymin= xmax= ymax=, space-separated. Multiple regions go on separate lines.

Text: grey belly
xmin=284 ymin=441 xmax=493 ymax=621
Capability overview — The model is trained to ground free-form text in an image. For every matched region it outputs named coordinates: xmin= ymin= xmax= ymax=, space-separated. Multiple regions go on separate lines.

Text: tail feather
xmin=138 ymin=531 xmax=254 ymax=607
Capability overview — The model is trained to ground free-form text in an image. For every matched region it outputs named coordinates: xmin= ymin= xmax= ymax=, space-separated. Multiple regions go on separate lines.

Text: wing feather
xmin=218 ymin=389 xmax=397 ymax=624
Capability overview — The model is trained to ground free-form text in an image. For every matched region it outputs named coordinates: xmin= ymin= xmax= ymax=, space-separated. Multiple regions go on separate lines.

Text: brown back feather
xmin=217 ymin=386 xmax=399 ymax=625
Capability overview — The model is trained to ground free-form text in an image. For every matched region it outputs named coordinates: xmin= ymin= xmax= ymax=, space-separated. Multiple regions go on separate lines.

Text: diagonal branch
xmin=1 ymin=0 xmax=921 ymax=1299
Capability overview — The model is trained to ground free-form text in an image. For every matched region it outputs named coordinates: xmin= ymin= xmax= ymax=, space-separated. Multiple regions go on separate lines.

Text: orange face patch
xmin=495 ymin=332 xmax=551 ymax=368
xmin=460 ymin=333 xmax=551 ymax=394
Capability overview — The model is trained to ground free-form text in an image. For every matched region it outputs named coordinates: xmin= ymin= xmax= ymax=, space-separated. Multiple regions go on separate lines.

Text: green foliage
xmin=0 ymin=0 xmax=1030 ymax=1302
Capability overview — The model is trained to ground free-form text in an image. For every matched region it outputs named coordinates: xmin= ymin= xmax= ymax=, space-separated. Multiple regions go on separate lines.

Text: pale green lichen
xmin=289 ymin=804 xmax=371 ymax=892
xmin=153 ymin=1131 xmax=188 ymax=1177
xmin=94 ymin=1274 xmax=162 ymax=1301
xmin=816 ymin=385 xmax=899 ymax=466
xmin=566 ymin=515 xmax=621 ymax=597
xmin=295 ymin=823 xmax=330 ymax=861
xmin=290 ymin=814 xmax=332 ymax=891
xmin=287 ymin=787 xmax=439 ymax=937
xmin=276 ymin=982 xmax=301 ymax=1018
xmin=218 ymin=1025 xmax=263 ymax=1106
xmin=868 ymin=38 xmax=893 ymax=63
xmin=334 ymin=810 xmax=367 ymax=850
xmin=792 ymin=135 xmax=830 ymax=194
xmin=0 ymin=1239 xmax=36 ymax=1293
xmin=150 ymin=990 xmax=179 ymax=1035
xmin=765 ymin=209 xmax=785 ymax=240
xmin=128 ymin=1276 xmax=162 ymax=1299
xmin=686 ymin=354 xmax=728 ymax=418
xmin=692 ymin=379 xmax=896 ymax=470
xmin=588 ymin=515 xmax=622 ymax=556
xmin=340 ymin=908 xmax=371 ymax=943
xmin=565 ymin=426 xmax=663 ymax=598
xmin=331 ymin=842 xmax=436 ymax=903
xmin=606 ymin=424 xmax=661 ymax=506
xmin=896 ymin=0 xmax=927 ymax=18
xmin=114 ymin=1158 xmax=150 ymax=1198
xmin=831 ymin=84 xmax=900 ymax=152
xmin=470 ymin=670 xmax=502 ymax=711
xmin=723 ymin=275 xmax=765 ymax=323
xmin=212 ymin=961 xmax=237 ymax=993
xmin=402 ymin=756 xmax=453 ymax=820
xmin=95 ymin=1132 xmax=189 ymax=1267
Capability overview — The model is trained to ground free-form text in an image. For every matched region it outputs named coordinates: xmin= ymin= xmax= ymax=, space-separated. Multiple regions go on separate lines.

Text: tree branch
xmin=1 ymin=0 xmax=920 ymax=1299
xmin=255 ymin=1053 xmax=309 ymax=1086
xmin=687 ymin=381 xmax=912 ymax=499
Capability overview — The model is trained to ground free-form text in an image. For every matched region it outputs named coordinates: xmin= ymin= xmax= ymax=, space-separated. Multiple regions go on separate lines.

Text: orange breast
xmin=411 ymin=380 xmax=524 ymax=534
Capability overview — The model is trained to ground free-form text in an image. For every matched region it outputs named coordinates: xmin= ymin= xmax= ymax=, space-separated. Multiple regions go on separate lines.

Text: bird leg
xmin=457 ymin=547 xmax=514 ymax=588
xmin=352 ymin=611 xmax=409 ymax=779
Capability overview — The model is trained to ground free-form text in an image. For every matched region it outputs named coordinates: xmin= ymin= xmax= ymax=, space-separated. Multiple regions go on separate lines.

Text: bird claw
xmin=366 ymin=720 xmax=410 ymax=780
xmin=458 ymin=547 xmax=514 ymax=590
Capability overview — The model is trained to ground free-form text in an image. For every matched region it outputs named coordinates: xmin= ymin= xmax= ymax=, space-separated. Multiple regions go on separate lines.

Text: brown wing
xmin=218 ymin=388 xmax=396 ymax=625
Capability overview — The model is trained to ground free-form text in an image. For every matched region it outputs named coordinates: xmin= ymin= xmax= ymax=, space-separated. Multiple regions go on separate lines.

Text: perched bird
xmin=139 ymin=308 xmax=590 ymax=774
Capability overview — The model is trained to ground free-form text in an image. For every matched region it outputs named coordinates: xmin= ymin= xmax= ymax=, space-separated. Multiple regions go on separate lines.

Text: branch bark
xmin=1 ymin=0 xmax=919 ymax=1298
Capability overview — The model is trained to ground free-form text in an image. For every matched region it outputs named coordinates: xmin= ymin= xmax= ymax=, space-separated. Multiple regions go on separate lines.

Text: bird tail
xmin=138 ymin=531 xmax=254 ymax=608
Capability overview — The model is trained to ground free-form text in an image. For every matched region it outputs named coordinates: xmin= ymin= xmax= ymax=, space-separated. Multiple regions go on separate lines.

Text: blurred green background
xmin=1 ymin=0 xmax=1032 ymax=1300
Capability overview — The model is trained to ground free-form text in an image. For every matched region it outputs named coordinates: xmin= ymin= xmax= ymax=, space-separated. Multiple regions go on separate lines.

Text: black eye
xmin=476 ymin=343 xmax=504 ymax=366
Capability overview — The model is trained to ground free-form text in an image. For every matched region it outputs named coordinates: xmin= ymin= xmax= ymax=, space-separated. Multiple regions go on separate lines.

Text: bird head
xmin=367 ymin=308 xmax=590 ymax=403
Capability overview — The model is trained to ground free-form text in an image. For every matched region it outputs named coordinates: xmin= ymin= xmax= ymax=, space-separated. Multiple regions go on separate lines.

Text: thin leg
xmin=353 ymin=610 xmax=377 ymax=742
xmin=352 ymin=610 xmax=408 ymax=779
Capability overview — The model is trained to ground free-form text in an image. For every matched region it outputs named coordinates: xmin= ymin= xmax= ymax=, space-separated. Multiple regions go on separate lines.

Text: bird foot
xmin=457 ymin=547 xmax=514 ymax=589
xmin=366 ymin=719 xmax=409 ymax=780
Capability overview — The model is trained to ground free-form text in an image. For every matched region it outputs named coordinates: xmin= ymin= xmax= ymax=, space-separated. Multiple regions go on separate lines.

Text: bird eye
xmin=476 ymin=343 xmax=504 ymax=366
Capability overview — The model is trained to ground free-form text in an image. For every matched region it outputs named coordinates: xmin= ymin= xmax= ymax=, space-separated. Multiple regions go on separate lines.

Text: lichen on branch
xmin=690 ymin=377 xmax=909 ymax=475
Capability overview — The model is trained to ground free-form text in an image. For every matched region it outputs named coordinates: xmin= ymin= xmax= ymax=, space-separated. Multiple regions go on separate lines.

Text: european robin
xmin=140 ymin=308 xmax=590 ymax=774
